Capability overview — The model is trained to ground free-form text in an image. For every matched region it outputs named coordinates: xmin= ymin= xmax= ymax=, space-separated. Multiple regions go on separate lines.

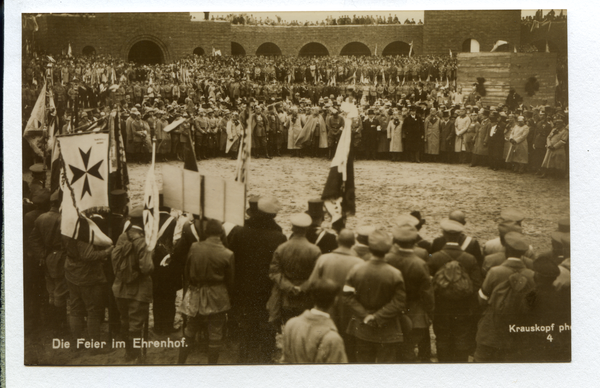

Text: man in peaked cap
xmin=428 ymin=219 xmax=482 ymax=362
xmin=353 ymin=225 xmax=375 ymax=261
xmin=550 ymin=217 xmax=570 ymax=262
xmin=430 ymin=210 xmax=484 ymax=268
xmin=307 ymin=229 xmax=363 ymax=361
xmin=227 ymin=196 xmax=287 ymax=363
xmin=305 ymin=199 xmax=338 ymax=254
xmin=483 ymin=208 xmax=534 ymax=259
xmin=268 ymin=213 xmax=321 ymax=326
xmin=28 ymin=163 xmax=47 ymax=197
xmin=29 ymin=190 xmax=69 ymax=337
xmin=343 ymin=228 xmax=407 ymax=363
xmin=481 ymin=222 xmax=532 ymax=277
xmin=394 ymin=214 xmax=429 ymax=261
xmin=474 ymin=231 xmax=536 ymax=362
xmin=386 ymin=224 xmax=434 ymax=362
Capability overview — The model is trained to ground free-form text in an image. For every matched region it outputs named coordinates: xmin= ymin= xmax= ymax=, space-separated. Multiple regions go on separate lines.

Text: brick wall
xmin=32 ymin=11 xmax=526 ymax=62
xmin=34 ymin=13 xmax=233 ymax=60
xmin=424 ymin=10 xmax=521 ymax=55
xmin=230 ymin=24 xmax=423 ymax=56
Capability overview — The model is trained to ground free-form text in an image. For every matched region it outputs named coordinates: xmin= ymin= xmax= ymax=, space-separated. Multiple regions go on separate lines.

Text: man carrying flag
xmin=321 ymin=108 xmax=356 ymax=232
xmin=23 ymin=82 xmax=47 ymax=160
xmin=58 ymin=131 xmax=115 ymax=352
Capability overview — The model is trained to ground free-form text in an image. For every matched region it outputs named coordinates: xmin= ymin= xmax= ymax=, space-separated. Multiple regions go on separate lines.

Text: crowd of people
xmin=23 ymin=170 xmax=571 ymax=364
xmin=23 ymin=52 xmax=568 ymax=178
xmin=216 ymin=13 xmax=423 ymax=26
xmin=21 ymin=48 xmax=570 ymax=364
xmin=521 ymin=9 xmax=567 ymax=27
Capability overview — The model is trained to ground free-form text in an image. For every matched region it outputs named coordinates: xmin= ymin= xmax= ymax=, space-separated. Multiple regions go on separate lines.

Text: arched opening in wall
xmin=231 ymin=42 xmax=246 ymax=56
xmin=128 ymin=40 xmax=164 ymax=64
xmin=532 ymin=39 xmax=558 ymax=53
xmin=492 ymin=40 xmax=510 ymax=52
xmin=382 ymin=41 xmax=411 ymax=56
xmin=256 ymin=42 xmax=282 ymax=56
xmin=462 ymin=38 xmax=480 ymax=53
xmin=193 ymin=47 xmax=205 ymax=56
xmin=340 ymin=42 xmax=371 ymax=56
xmin=82 ymin=46 xmax=96 ymax=56
xmin=299 ymin=42 xmax=329 ymax=57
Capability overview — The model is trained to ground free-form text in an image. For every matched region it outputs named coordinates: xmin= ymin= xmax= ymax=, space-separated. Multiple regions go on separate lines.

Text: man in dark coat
xmin=428 ymin=219 xmax=482 ymax=362
xmin=386 ymin=224 xmax=434 ymax=362
xmin=29 ymin=191 xmax=68 ymax=337
xmin=305 ymin=199 xmax=338 ymax=254
xmin=531 ymin=109 xmax=553 ymax=174
xmin=429 ymin=210 xmax=484 ymax=268
xmin=402 ymin=105 xmax=424 ymax=162
xmin=488 ymin=112 xmax=507 ymax=171
xmin=227 ymin=197 xmax=287 ymax=363
xmin=362 ymin=109 xmax=379 ymax=160
xmin=439 ymin=110 xmax=455 ymax=163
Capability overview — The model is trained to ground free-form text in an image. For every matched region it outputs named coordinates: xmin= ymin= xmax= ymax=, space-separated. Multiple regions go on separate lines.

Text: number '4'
xmin=547 ymin=334 xmax=553 ymax=342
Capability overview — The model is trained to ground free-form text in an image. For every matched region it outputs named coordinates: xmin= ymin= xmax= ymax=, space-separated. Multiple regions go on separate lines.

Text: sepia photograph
xmin=16 ymin=7 xmax=573 ymax=368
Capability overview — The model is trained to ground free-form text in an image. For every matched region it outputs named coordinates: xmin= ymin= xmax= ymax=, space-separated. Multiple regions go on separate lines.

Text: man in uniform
xmin=428 ymin=219 xmax=482 ymax=362
xmin=282 ymin=279 xmax=348 ymax=363
xmin=307 ymin=229 xmax=362 ymax=361
xmin=28 ymin=163 xmax=47 ymax=197
xmin=305 ymin=199 xmax=338 ymax=254
xmin=227 ymin=197 xmax=287 ymax=363
xmin=268 ymin=213 xmax=321 ymax=324
xmin=178 ymin=220 xmax=234 ymax=364
xmin=386 ymin=224 xmax=434 ymax=362
xmin=474 ymin=232 xmax=535 ymax=362
xmin=343 ymin=229 xmax=406 ymax=363
xmin=326 ymin=108 xmax=345 ymax=160
xmin=111 ymin=208 xmax=153 ymax=362
xmin=194 ymin=109 xmax=209 ymax=160
xmin=429 ymin=210 xmax=484 ymax=268
xmin=29 ymin=191 xmax=68 ymax=337
xmin=483 ymin=208 xmax=534 ymax=259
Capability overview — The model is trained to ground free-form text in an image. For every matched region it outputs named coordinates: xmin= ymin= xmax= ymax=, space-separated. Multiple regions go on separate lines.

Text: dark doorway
xmin=256 ymin=42 xmax=282 ymax=56
xmin=340 ymin=42 xmax=371 ymax=56
xmin=231 ymin=42 xmax=246 ymax=56
xmin=82 ymin=46 xmax=96 ymax=56
xmin=299 ymin=42 xmax=329 ymax=57
xmin=128 ymin=40 xmax=164 ymax=64
xmin=193 ymin=47 xmax=205 ymax=56
xmin=382 ymin=41 xmax=410 ymax=56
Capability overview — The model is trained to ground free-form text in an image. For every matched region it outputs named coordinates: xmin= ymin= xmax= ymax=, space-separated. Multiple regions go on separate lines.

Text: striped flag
xmin=108 ymin=109 xmax=129 ymax=191
xmin=143 ymin=141 xmax=160 ymax=250
xmin=23 ymin=83 xmax=47 ymax=158
xmin=235 ymin=112 xmax=253 ymax=183
xmin=321 ymin=116 xmax=355 ymax=229
xmin=408 ymin=41 xmax=413 ymax=58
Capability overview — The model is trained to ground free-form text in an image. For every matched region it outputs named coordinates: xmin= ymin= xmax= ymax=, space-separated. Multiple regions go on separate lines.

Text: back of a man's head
xmin=309 ymin=279 xmax=341 ymax=311
xmin=337 ymin=229 xmax=355 ymax=248
xmin=449 ymin=210 xmax=467 ymax=225
xmin=205 ymin=219 xmax=224 ymax=237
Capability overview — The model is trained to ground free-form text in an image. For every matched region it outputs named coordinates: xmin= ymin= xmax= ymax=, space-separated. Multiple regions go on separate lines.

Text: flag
xmin=408 ymin=41 xmax=413 ymax=58
xmin=321 ymin=117 xmax=355 ymax=229
xmin=235 ymin=113 xmax=253 ymax=183
xmin=514 ymin=45 xmax=518 ymax=53
xmin=47 ymin=101 xmax=62 ymax=193
xmin=68 ymin=43 xmax=72 ymax=57
xmin=58 ymin=132 xmax=112 ymax=246
xmin=108 ymin=109 xmax=129 ymax=191
xmin=449 ymin=49 xmax=452 ymax=58
xmin=491 ymin=40 xmax=508 ymax=52
xmin=184 ymin=129 xmax=199 ymax=172
xmin=23 ymin=83 xmax=47 ymax=158
xmin=143 ymin=141 xmax=160 ymax=250
xmin=546 ymin=40 xmax=550 ymax=53
xmin=374 ymin=44 xmax=378 ymax=56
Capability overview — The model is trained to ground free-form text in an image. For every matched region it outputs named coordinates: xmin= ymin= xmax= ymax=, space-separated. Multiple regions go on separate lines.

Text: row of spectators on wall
xmin=227 ymin=13 xmax=422 ymax=26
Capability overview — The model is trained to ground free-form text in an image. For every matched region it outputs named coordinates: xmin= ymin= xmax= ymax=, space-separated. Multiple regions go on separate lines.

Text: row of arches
xmin=229 ymin=40 xmax=412 ymax=57
xmin=84 ymin=38 xmax=557 ymax=65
